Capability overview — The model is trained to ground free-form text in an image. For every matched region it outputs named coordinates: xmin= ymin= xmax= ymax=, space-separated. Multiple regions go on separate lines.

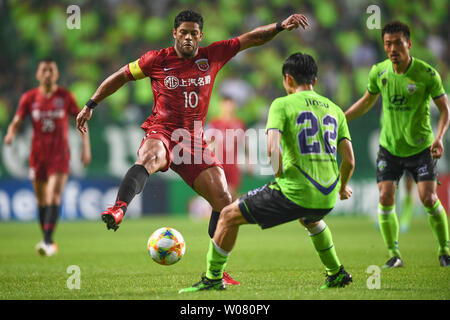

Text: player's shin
xmin=208 ymin=210 xmax=220 ymax=238
xmin=206 ymin=239 xmax=230 ymax=280
xmin=43 ymin=205 xmax=59 ymax=244
xmin=425 ymin=199 xmax=450 ymax=256
xmin=115 ymin=164 xmax=149 ymax=214
xmin=307 ymin=221 xmax=341 ymax=276
xmin=378 ymin=204 xmax=401 ymax=258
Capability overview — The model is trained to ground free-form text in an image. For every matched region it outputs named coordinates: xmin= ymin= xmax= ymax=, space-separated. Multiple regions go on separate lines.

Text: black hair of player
xmin=382 ymin=21 xmax=410 ymax=41
xmin=174 ymin=10 xmax=203 ymax=31
xmin=282 ymin=52 xmax=317 ymax=86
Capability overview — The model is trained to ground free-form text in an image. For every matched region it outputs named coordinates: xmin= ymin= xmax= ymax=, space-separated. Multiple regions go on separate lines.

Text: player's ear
xmin=172 ymin=28 xmax=177 ymax=40
xmin=313 ymin=77 xmax=318 ymax=86
xmin=407 ymin=39 xmax=412 ymax=49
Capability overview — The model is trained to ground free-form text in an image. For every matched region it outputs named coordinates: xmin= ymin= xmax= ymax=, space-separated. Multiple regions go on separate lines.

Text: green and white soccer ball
xmin=147 ymin=227 xmax=186 ymax=265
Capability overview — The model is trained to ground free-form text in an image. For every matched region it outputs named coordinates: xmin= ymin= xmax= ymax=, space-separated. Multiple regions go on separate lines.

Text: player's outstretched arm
xmin=4 ymin=115 xmax=23 ymax=145
xmin=344 ymin=91 xmax=379 ymax=122
xmin=337 ymin=138 xmax=355 ymax=200
xmin=267 ymin=129 xmax=283 ymax=177
xmin=430 ymin=94 xmax=449 ymax=159
xmin=76 ymin=66 xmax=131 ymax=133
xmin=237 ymin=14 xmax=309 ymax=52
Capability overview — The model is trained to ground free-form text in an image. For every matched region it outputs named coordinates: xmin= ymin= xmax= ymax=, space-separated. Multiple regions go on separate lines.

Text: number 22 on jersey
xmin=296 ymin=111 xmax=337 ymax=156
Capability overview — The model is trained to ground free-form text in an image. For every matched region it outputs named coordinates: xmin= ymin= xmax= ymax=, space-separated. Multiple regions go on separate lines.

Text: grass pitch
xmin=0 ymin=215 xmax=448 ymax=300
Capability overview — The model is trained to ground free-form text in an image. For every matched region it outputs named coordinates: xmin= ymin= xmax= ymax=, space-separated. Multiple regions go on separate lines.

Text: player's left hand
xmin=430 ymin=138 xmax=444 ymax=159
xmin=76 ymin=106 xmax=93 ymax=134
xmin=339 ymin=185 xmax=352 ymax=200
xmin=281 ymin=14 xmax=309 ymax=31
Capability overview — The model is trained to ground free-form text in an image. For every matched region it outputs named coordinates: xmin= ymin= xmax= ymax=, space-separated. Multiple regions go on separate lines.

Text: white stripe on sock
xmin=307 ymin=220 xmax=327 ymax=236
xmin=212 ymin=239 xmax=230 ymax=256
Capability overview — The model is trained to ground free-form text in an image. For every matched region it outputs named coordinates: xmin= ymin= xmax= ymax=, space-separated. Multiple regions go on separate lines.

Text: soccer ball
xmin=147 ymin=227 xmax=186 ymax=265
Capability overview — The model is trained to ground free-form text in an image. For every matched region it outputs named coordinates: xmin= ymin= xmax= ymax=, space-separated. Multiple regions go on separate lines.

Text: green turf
xmin=0 ymin=215 xmax=448 ymax=300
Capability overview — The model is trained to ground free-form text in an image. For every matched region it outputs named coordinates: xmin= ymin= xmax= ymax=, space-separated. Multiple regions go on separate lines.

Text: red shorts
xmin=29 ymin=157 xmax=70 ymax=181
xmin=139 ymin=125 xmax=222 ymax=187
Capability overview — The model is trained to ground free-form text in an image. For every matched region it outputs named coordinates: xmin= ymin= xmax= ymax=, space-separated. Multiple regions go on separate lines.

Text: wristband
xmin=86 ymin=99 xmax=98 ymax=109
xmin=276 ymin=21 xmax=284 ymax=32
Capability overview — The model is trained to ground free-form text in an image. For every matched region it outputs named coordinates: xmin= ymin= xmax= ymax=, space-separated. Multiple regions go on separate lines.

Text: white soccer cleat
xmin=36 ymin=241 xmax=58 ymax=257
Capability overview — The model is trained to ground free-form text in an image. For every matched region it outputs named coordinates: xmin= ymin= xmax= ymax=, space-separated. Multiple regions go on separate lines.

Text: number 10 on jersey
xmin=184 ymin=91 xmax=199 ymax=109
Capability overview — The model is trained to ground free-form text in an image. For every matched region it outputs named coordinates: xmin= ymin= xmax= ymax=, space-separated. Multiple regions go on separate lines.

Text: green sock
xmin=378 ymin=204 xmax=401 ymax=258
xmin=206 ymin=240 xmax=230 ymax=280
xmin=400 ymin=193 xmax=414 ymax=227
xmin=309 ymin=222 xmax=341 ymax=276
xmin=425 ymin=200 xmax=450 ymax=256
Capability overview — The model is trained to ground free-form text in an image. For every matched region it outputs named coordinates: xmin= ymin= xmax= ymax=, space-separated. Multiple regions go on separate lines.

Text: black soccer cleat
xmin=320 ymin=265 xmax=353 ymax=289
xmin=382 ymin=256 xmax=404 ymax=269
xmin=439 ymin=254 xmax=450 ymax=267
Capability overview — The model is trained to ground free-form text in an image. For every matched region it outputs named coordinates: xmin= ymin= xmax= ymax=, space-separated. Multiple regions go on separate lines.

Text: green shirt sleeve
xmin=426 ymin=67 xmax=446 ymax=99
xmin=337 ymin=108 xmax=351 ymax=143
xmin=367 ymin=64 xmax=380 ymax=95
xmin=266 ymin=98 xmax=286 ymax=133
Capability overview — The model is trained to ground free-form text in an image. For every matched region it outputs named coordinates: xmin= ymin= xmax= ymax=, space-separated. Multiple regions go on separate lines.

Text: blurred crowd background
xmin=0 ymin=0 xmax=449 ymax=218
xmin=0 ymin=0 xmax=448 ymax=128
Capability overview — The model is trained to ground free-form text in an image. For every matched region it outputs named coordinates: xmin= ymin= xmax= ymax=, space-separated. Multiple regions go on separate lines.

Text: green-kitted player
xmin=345 ymin=21 xmax=450 ymax=268
xmin=179 ymin=52 xmax=355 ymax=293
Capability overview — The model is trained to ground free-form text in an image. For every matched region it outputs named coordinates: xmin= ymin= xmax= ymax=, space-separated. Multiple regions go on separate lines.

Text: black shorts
xmin=376 ymin=145 xmax=438 ymax=184
xmin=238 ymin=182 xmax=333 ymax=229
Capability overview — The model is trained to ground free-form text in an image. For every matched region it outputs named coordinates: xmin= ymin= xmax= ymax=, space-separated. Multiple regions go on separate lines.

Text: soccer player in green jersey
xmin=179 ymin=53 xmax=355 ymax=292
xmin=345 ymin=21 xmax=450 ymax=268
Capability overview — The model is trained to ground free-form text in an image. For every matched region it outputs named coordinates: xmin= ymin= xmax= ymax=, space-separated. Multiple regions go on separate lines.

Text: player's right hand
xmin=281 ymin=14 xmax=309 ymax=30
xmin=4 ymin=133 xmax=13 ymax=145
xmin=339 ymin=185 xmax=352 ymax=200
xmin=76 ymin=106 xmax=93 ymax=134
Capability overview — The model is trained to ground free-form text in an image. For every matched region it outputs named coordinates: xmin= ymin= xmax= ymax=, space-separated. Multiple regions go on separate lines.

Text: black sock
xmin=116 ymin=164 xmax=149 ymax=214
xmin=208 ymin=210 xmax=220 ymax=238
xmin=38 ymin=206 xmax=47 ymax=232
xmin=43 ymin=205 xmax=59 ymax=244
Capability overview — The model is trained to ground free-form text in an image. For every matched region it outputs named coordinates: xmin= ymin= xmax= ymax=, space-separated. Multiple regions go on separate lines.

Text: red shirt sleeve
xmin=125 ymin=50 xmax=159 ymax=80
xmin=16 ymin=92 xmax=31 ymax=119
xmin=206 ymin=38 xmax=241 ymax=70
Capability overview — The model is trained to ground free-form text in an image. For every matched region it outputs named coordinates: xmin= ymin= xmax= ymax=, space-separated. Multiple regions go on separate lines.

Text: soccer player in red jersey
xmin=206 ymin=95 xmax=247 ymax=198
xmin=4 ymin=58 xmax=91 ymax=256
xmin=76 ymin=10 xmax=308 ymax=283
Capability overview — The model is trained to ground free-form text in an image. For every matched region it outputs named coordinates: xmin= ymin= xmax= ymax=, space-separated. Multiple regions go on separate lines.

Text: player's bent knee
xmin=219 ymin=202 xmax=244 ymax=227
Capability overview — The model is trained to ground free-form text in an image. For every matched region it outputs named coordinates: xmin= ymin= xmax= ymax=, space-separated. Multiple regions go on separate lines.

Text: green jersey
xmin=266 ymin=90 xmax=351 ymax=209
xmin=367 ymin=57 xmax=446 ymax=157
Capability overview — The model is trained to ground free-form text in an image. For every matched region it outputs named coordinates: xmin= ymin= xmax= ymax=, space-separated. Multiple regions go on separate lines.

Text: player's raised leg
xmin=102 ymin=138 xmax=168 ymax=231
xmin=417 ymin=181 xmax=450 ymax=266
xmin=192 ymin=166 xmax=240 ymax=285
xmin=378 ymin=180 xmax=403 ymax=268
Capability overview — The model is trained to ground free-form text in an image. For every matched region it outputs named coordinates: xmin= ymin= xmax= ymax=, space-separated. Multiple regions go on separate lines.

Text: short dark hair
xmin=174 ymin=10 xmax=203 ymax=31
xmin=282 ymin=53 xmax=318 ymax=86
xmin=382 ymin=21 xmax=410 ymax=41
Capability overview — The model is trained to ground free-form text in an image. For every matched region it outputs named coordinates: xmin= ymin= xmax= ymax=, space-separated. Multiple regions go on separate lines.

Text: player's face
xmin=383 ymin=32 xmax=411 ymax=65
xmin=173 ymin=22 xmax=203 ymax=59
xmin=36 ymin=62 xmax=59 ymax=87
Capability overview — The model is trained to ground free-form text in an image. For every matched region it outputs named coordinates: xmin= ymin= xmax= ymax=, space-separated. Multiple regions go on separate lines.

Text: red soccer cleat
xmin=223 ymin=271 xmax=240 ymax=286
xmin=101 ymin=200 xmax=127 ymax=232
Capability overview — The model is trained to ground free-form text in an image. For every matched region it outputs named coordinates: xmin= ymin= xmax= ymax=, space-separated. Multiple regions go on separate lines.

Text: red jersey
xmin=125 ymin=38 xmax=241 ymax=135
xmin=206 ymin=117 xmax=246 ymax=166
xmin=16 ymin=87 xmax=80 ymax=164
